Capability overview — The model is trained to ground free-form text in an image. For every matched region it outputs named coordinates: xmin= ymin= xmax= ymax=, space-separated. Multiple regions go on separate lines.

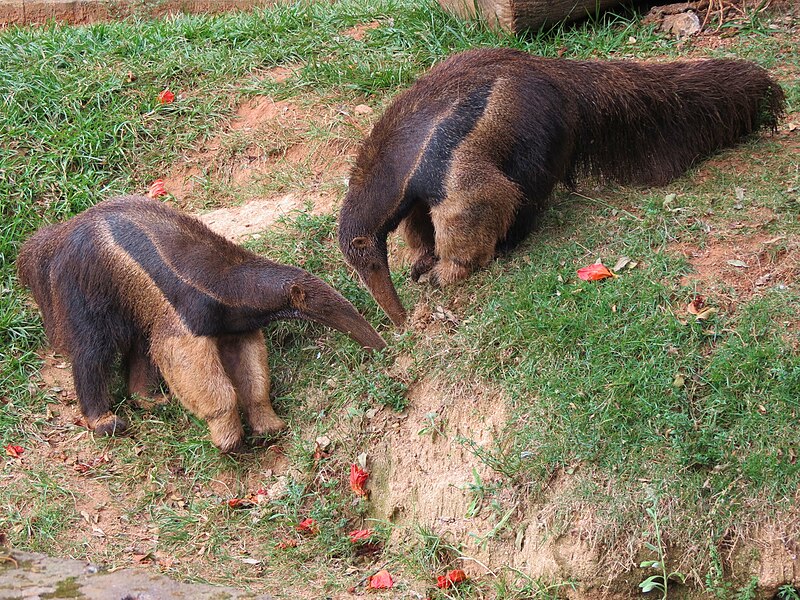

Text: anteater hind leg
xmin=124 ymin=336 xmax=162 ymax=401
xmin=70 ymin=339 xmax=128 ymax=436
xmin=152 ymin=334 xmax=244 ymax=453
xmin=428 ymin=165 xmax=522 ymax=286
xmin=217 ymin=331 xmax=286 ymax=439
xmin=398 ymin=202 xmax=437 ymax=281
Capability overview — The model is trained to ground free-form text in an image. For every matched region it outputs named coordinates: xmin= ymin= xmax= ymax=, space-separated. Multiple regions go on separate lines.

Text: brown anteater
xmin=17 ymin=196 xmax=385 ymax=452
xmin=339 ymin=48 xmax=785 ymax=326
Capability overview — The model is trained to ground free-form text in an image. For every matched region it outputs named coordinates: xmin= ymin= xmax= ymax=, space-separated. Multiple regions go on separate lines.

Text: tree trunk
xmin=438 ymin=0 xmax=627 ymax=33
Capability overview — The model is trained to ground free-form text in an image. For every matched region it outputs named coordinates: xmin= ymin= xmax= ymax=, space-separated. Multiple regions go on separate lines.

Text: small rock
xmin=266 ymin=476 xmax=289 ymax=500
xmin=661 ymin=12 xmax=701 ymax=38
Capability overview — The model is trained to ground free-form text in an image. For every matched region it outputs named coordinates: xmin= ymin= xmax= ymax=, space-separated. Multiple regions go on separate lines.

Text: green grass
xmin=1 ymin=0 xmax=798 ymax=597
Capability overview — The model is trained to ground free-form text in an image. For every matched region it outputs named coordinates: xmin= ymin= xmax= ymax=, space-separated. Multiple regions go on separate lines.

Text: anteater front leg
xmin=152 ymin=334 xmax=244 ymax=453
xmin=399 ymin=202 xmax=437 ymax=282
xmin=428 ymin=164 xmax=522 ymax=286
xmin=217 ymin=331 xmax=286 ymax=439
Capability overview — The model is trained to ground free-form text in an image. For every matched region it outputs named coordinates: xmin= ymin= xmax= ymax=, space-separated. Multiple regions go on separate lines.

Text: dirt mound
xmin=159 ymin=94 xmax=362 ymax=234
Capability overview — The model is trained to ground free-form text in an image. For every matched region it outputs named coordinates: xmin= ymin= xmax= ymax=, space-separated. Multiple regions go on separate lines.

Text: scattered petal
xmin=577 ymin=262 xmax=617 ymax=281
xmin=226 ymin=498 xmax=255 ymax=509
xmin=350 ymin=463 xmax=369 ymax=497
xmin=158 ymin=89 xmax=175 ymax=104
xmin=367 ymin=569 xmax=394 ymax=589
xmin=147 ymin=179 xmax=167 ymax=199
xmin=349 ymin=529 xmax=374 ymax=543
xmin=437 ymin=569 xmax=468 ymax=589
xmin=4 ymin=444 xmax=24 ymax=458
xmin=295 ymin=518 xmax=318 ymax=535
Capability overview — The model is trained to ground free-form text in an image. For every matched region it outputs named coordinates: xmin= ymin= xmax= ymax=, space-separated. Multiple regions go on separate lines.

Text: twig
xmin=570 ymin=192 xmax=644 ymax=222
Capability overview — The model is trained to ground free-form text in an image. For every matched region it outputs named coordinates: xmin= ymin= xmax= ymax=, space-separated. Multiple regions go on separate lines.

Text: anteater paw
xmin=92 ymin=413 xmax=128 ymax=437
xmin=410 ymin=253 xmax=437 ymax=282
xmin=429 ymin=260 xmax=472 ymax=287
xmin=250 ymin=415 xmax=287 ymax=441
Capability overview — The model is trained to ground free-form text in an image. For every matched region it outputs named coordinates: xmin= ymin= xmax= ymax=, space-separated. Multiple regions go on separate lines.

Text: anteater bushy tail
xmin=566 ymin=58 xmax=785 ymax=186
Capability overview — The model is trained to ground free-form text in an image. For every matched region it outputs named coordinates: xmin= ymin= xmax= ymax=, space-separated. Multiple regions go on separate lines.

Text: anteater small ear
xmin=290 ymin=284 xmax=306 ymax=308
xmin=351 ymin=236 xmax=370 ymax=249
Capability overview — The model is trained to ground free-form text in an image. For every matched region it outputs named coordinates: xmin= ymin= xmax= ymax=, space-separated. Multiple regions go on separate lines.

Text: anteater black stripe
xmin=105 ymin=214 xmax=227 ymax=336
xmin=404 ymin=83 xmax=493 ymax=207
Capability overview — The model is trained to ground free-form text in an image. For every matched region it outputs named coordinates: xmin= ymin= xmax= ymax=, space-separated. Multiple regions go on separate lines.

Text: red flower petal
xmin=295 ymin=517 xmax=318 ymax=534
xmin=350 ymin=463 xmax=369 ymax=497
xmin=367 ymin=569 xmax=393 ymax=589
xmin=577 ymin=262 xmax=617 ymax=281
xmin=436 ymin=569 xmax=468 ymax=589
xmin=4 ymin=444 xmax=24 ymax=458
xmin=147 ymin=179 xmax=167 ymax=199
xmin=348 ymin=528 xmax=373 ymax=543
xmin=158 ymin=89 xmax=175 ymax=104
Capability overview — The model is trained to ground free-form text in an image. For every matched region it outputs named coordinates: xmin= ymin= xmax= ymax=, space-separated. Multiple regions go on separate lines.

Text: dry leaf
xmin=726 ymin=259 xmax=749 ymax=268
xmin=694 ymin=307 xmax=717 ymax=320
xmin=613 ymin=256 xmax=632 ymax=271
xmin=312 ymin=441 xmax=330 ymax=462
xmin=686 ymin=296 xmax=705 ymax=315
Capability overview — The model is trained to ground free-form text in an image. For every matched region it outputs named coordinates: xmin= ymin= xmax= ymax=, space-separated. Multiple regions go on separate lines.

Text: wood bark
xmin=438 ymin=0 xmax=626 ymax=33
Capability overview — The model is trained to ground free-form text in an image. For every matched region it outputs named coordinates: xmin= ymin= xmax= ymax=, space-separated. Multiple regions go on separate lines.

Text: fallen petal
xmin=368 ymin=569 xmax=394 ymax=589
xmin=350 ymin=463 xmax=369 ymax=497
xmin=158 ymin=89 xmax=175 ymax=104
xmin=295 ymin=518 xmax=318 ymax=534
xmin=437 ymin=569 xmax=468 ymax=589
xmin=577 ymin=262 xmax=617 ymax=281
xmin=349 ymin=529 xmax=374 ymax=543
xmin=4 ymin=444 xmax=24 ymax=458
xmin=147 ymin=179 xmax=167 ymax=199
